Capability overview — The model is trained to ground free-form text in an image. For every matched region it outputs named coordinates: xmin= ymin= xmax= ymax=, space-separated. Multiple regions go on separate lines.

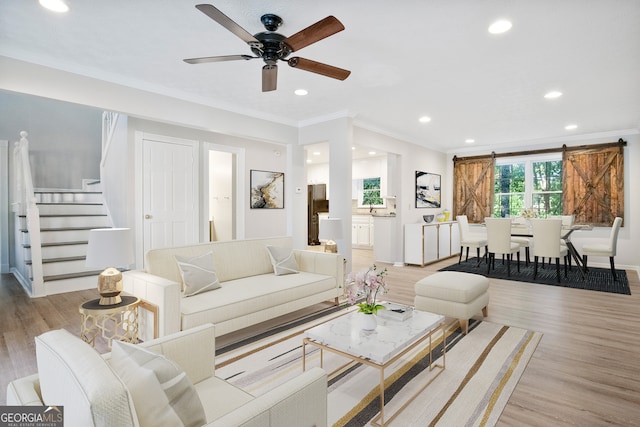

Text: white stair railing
xmin=12 ymin=131 xmax=44 ymax=297
xmin=101 ymin=111 xmax=119 ymax=167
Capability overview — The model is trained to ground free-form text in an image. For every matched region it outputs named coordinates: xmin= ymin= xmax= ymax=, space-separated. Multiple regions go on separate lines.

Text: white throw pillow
xmin=175 ymin=252 xmax=220 ymax=297
xmin=111 ymin=341 xmax=207 ymax=427
xmin=266 ymin=245 xmax=299 ymax=276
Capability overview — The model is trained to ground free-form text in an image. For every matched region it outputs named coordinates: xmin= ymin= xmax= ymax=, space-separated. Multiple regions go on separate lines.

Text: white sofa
xmin=6 ymin=323 xmax=328 ymax=427
xmin=123 ymin=237 xmax=344 ymax=339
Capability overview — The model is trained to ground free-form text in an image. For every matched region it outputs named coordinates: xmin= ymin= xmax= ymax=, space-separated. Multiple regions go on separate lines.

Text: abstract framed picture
xmin=415 ymin=171 xmax=441 ymax=208
xmin=250 ymin=170 xmax=284 ymax=209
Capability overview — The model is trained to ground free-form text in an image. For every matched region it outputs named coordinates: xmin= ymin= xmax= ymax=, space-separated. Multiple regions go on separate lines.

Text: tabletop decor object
xmin=346 ymin=264 xmax=388 ymax=330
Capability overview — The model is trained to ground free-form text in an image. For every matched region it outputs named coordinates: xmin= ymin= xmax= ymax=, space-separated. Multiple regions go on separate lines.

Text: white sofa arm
xmin=123 ymin=270 xmax=181 ymax=340
xmin=6 ymin=374 xmax=43 ymax=406
xmin=294 ymin=250 xmax=344 ymax=287
xmin=208 ymin=367 xmax=327 ymax=427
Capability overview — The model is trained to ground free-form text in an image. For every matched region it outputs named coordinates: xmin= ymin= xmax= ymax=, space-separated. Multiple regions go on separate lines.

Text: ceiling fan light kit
xmin=184 ymin=4 xmax=351 ymax=92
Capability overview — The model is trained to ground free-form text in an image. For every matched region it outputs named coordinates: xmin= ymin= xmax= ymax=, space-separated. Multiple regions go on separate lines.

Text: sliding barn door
xmin=563 ymin=144 xmax=624 ymax=226
xmin=453 ymin=157 xmax=495 ymax=223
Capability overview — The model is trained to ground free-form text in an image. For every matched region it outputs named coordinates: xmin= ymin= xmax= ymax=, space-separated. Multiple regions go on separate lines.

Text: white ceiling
xmin=1 ymin=1 xmax=639 ymax=153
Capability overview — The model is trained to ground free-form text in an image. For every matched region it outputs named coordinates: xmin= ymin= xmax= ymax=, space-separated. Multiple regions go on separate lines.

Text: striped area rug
xmin=215 ymin=309 xmax=542 ymax=426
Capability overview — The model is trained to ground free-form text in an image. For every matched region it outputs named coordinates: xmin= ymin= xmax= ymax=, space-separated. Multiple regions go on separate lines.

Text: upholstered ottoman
xmin=414 ymin=271 xmax=489 ymax=334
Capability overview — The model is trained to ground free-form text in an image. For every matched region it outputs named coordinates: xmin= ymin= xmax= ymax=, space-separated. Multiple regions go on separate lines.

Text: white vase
xmin=361 ymin=313 xmax=377 ymax=331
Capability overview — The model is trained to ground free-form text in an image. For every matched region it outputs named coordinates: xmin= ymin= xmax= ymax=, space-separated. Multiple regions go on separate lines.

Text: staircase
xmin=18 ymin=189 xmax=112 ymax=295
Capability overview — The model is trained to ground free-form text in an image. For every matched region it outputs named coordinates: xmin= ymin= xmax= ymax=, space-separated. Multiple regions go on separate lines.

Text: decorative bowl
xmin=423 ymin=215 xmax=435 ymax=223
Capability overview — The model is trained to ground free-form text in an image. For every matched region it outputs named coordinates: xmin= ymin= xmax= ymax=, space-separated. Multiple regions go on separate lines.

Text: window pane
xmin=532 ymin=193 xmax=562 ymax=217
xmin=493 ymin=193 xmax=524 ymax=217
xmin=494 ymin=163 xmax=525 ymax=193
xmin=533 ymin=161 xmax=562 ymax=191
xmin=361 ymin=177 xmax=383 ymax=206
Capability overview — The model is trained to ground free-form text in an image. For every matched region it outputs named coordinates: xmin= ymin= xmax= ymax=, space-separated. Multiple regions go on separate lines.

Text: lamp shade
xmin=319 ymin=218 xmax=343 ymax=241
xmin=85 ymin=228 xmax=134 ymax=268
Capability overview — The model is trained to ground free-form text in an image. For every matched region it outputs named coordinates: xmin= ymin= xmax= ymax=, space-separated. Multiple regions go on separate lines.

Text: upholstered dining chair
xmin=582 ymin=217 xmax=623 ymax=281
xmin=457 ymin=215 xmax=488 ymax=266
xmin=510 ymin=217 xmax=531 ymax=266
xmin=530 ymin=218 xmax=569 ymax=283
xmin=484 ymin=217 xmax=521 ymax=276
xmin=549 ymin=214 xmax=576 ymax=267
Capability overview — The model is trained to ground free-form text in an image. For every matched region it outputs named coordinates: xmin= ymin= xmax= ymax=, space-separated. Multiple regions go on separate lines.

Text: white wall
xmin=126 ymin=118 xmax=289 ymax=241
xmin=0 ymin=90 xmax=102 ymax=189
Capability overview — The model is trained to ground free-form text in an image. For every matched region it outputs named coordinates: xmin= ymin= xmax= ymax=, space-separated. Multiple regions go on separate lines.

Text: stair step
xmin=26 ymin=256 xmax=86 ymax=265
xmin=37 ymin=203 xmax=106 ymax=215
xmin=24 ymin=241 xmax=88 ymax=248
xmin=34 ymin=190 xmax=103 ymax=203
xmin=44 ymin=270 xmax=103 ymax=282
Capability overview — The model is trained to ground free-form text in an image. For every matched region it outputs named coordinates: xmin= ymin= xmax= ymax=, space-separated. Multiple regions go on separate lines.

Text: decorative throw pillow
xmin=175 ymin=252 xmax=220 ymax=297
xmin=110 ymin=340 xmax=207 ymax=427
xmin=266 ymin=245 xmax=299 ymax=276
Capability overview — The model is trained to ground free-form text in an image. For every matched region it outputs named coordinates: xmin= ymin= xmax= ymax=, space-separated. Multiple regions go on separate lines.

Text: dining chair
xmin=510 ymin=217 xmax=531 ymax=266
xmin=457 ymin=215 xmax=488 ymax=266
xmin=549 ymin=214 xmax=576 ymax=267
xmin=582 ymin=217 xmax=623 ymax=281
xmin=484 ymin=217 xmax=521 ymax=276
xmin=530 ymin=218 xmax=569 ymax=283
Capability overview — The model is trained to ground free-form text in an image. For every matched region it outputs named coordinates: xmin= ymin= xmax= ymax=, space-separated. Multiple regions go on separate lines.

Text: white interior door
xmin=142 ymin=137 xmax=198 ymax=256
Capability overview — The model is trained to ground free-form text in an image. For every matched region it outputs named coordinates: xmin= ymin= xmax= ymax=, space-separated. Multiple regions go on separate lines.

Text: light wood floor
xmin=1 ymin=250 xmax=639 ymax=426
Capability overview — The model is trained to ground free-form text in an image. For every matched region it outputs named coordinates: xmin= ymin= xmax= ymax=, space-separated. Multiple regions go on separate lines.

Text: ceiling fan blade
xmin=195 ymin=4 xmax=261 ymax=46
xmin=184 ymin=54 xmax=257 ymax=64
xmin=287 ymin=57 xmax=351 ymax=80
xmin=284 ymin=16 xmax=345 ymax=52
xmin=262 ymin=65 xmax=278 ymax=92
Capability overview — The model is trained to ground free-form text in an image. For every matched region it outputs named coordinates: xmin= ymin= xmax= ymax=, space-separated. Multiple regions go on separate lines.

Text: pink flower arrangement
xmin=346 ymin=264 xmax=388 ymax=315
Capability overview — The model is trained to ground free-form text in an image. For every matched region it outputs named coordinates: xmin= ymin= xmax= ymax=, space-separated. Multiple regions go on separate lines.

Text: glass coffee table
xmin=302 ymin=308 xmax=445 ymax=426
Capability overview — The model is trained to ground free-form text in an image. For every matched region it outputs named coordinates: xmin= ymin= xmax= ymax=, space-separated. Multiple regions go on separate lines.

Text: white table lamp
xmin=85 ymin=228 xmax=134 ymax=305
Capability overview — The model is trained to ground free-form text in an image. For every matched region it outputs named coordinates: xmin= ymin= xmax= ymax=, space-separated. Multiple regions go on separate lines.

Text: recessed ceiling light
xmin=419 ymin=116 xmax=431 ymax=123
xmin=352 ymin=146 xmax=356 ymax=150
xmin=39 ymin=0 xmax=69 ymax=12
xmin=565 ymin=124 xmax=578 ymax=130
xmin=306 ymin=159 xmax=312 ymax=163
xmin=313 ymin=151 xmax=321 ymax=156
xmin=544 ymin=91 xmax=563 ymax=99
xmin=465 ymin=139 xmax=475 ymax=144
xmin=294 ymin=89 xmax=308 ymax=96
xmin=488 ymin=20 xmax=512 ymax=34
xmin=368 ymin=151 xmax=377 ymax=155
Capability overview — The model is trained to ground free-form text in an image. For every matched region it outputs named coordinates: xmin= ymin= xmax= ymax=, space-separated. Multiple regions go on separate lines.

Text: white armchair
xmin=6 ymin=324 xmax=328 ymax=427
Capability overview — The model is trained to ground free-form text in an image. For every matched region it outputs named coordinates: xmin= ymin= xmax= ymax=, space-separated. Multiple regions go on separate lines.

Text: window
xmin=356 ymin=177 xmax=385 ymax=207
xmin=493 ymin=155 xmax=562 ymax=217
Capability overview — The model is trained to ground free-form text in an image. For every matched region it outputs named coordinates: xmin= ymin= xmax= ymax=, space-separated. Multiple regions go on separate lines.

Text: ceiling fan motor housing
xmin=252 ymin=31 xmax=291 ymax=65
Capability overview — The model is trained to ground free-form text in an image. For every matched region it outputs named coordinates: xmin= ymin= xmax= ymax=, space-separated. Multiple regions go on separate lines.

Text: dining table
xmin=510 ymin=222 xmax=593 ymax=278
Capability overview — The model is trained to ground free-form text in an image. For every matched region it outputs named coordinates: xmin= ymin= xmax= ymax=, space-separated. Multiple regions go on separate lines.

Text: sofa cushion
xmin=180 ymin=272 xmax=335 ymax=329
xmin=193 ymin=376 xmax=254 ymax=422
xmin=111 ymin=341 xmax=207 ymax=427
xmin=35 ymin=329 xmax=138 ymax=427
xmin=266 ymin=246 xmax=299 ymax=276
xmin=175 ymin=252 xmax=221 ymax=296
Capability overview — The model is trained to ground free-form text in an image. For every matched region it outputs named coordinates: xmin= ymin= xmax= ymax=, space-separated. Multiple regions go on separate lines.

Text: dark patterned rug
xmin=439 ymin=257 xmax=631 ymax=295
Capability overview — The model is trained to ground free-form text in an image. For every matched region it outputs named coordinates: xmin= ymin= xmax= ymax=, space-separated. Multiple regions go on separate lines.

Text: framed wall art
xmin=415 ymin=171 xmax=441 ymax=208
xmin=250 ymin=169 xmax=284 ymax=209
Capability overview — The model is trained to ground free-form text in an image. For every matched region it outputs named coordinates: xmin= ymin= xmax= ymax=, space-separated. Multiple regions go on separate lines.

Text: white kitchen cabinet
xmin=352 ymin=215 xmax=373 ymax=248
xmin=404 ymin=221 xmax=460 ymax=266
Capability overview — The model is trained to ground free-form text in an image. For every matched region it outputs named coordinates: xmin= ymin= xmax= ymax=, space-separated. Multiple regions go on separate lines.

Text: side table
xmin=79 ymin=295 xmax=140 ymax=349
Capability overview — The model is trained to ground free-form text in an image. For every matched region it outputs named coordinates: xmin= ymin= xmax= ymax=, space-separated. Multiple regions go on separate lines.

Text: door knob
xmin=145 ymin=214 xmax=152 ymax=219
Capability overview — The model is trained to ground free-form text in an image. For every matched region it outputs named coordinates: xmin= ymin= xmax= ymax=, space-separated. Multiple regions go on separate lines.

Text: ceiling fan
xmin=183 ymin=4 xmax=351 ymax=92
